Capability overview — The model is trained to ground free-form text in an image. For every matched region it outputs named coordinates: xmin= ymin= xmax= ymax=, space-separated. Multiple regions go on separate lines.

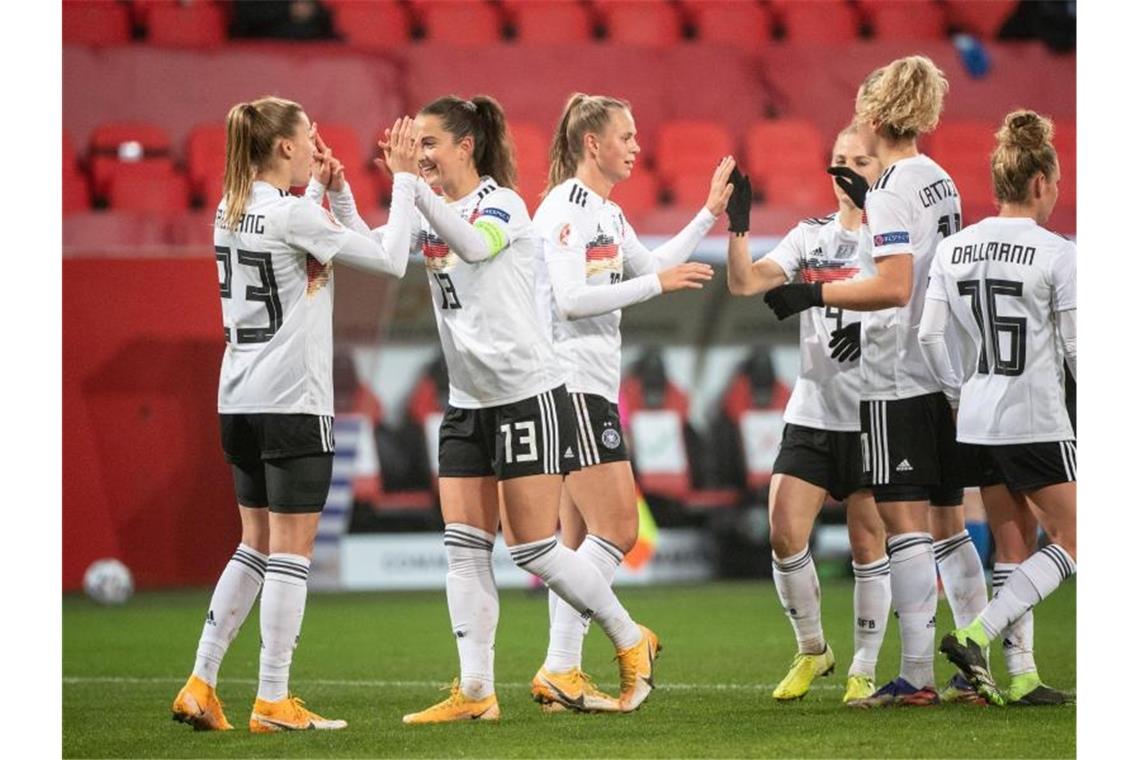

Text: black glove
xmin=763 ymin=283 xmax=823 ymax=321
xmin=726 ymin=166 xmax=752 ymax=234
xmin=828 ymin=321 xmax=861 ymax=362
xmin=827 ymin=165 xmax=870 ymax=210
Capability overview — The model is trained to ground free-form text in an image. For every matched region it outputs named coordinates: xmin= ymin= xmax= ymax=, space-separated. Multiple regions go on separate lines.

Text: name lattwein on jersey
xmin=215 ymin=208 xmax=265 ymax=234
xmin=951 ymin=241 xmax=1037 ymax=267
xmin=918 ymin=178 xmax=959 ymax=208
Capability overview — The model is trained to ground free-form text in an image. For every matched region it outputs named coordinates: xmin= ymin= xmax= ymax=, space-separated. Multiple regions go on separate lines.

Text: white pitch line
xmin=63 ymin=676 xmax=843 ymax=692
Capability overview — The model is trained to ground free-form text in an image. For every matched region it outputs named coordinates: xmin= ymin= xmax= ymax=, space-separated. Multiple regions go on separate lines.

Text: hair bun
xmin=998 ymin=110 xmax=1054 ymax=151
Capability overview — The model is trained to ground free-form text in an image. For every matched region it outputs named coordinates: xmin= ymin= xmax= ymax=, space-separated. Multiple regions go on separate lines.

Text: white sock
xmin=979 ymin=545 xmax=1075 ymax=642
xmin=544 ymin=534 xmax=624 ymax=672
xmin=850 ymin=557 xmax=891 ymax=679
xmin=992 ymin=562 xmax=1036 ymax=676
xmin=443 ymin=524 xmax=499 ymax=699
xmin=192 ymin=544 xmax=266 ymax=687
xmin=510 ymin=536 xmax=641 ymax=650
xmin=772 ymin=547 xmax=825 ymax=655
xmin=934 ymin=530 xmax=989 ymax=627
xmin=257 ymin=553 xmax=310 ymax=703
xmin=887 ymin=533 xmax=937 ymax=689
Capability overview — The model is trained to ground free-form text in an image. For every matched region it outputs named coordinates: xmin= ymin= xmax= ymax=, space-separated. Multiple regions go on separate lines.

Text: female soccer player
xmin=323 ymin=95 xmax=660 ymax=723
xmin=763 ymin=55 xmax=972 ymax=707
xmin=171 ymin=96 xmax=419 ymax=732
xmin=725 ymin=125 xmax=891 ymax=704
xmin=528 ymin=93 xmax=725 ymax=712
xmin=921 ymin=110 xmax=1075 ymax=706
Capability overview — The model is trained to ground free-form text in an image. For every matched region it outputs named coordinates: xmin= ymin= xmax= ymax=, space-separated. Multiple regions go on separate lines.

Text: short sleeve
xmin=285 ymin=200 xmax=351 ymax=264
xmin=865 ymin=187 xmax=914 ymax=259
xmin=761 ymin=225 xmax=805 ymax=282
xmin=1051 ymin=240 xmax=1077 ymax=312
xmin=472 ymin=188 xmax=529 ymax=256
xmin=926 ymin=241 xmax=950 ymax=302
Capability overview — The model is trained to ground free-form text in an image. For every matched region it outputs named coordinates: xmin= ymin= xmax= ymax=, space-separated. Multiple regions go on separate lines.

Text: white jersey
xmin=928 ymin=217 xmax=1076 ymax=444
xmin=765 ymin=214 xmax=876 ymax=431
xmin=215 ymin=181 xmax=353 ymax=415
xmin=421 ymin=177 xmax=563 ymax=408
xmin=862 ymin=154 xmax=963 ymax=400
xmin=533 ymin=179 xmax=714 ymax=403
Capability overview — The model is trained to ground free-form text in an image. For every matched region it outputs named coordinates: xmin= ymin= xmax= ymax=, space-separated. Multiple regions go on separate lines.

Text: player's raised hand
xmin=386 ymin=116 xmax=421 ymax=175
xmin=726 ymin=166 xmax=752 ymax=234
xmin=311 ymin=124 xmax=335 ymax=186
xmin=827 ymin=165 xmax=870 ymax=210
xmin=658 ymin=262 xmax=715 ymax=293
xmin=328 ymin=157 xmax=346 ymax=193
xmin=705 ymin=156 xmax=737 ymax=216
xmin=374 ymin=126 xmax=393 ymax=176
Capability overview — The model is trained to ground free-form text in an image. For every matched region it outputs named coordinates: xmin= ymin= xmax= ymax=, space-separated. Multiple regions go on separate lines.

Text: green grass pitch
xmin=63 ymin=579 xmax=1074 ymax=758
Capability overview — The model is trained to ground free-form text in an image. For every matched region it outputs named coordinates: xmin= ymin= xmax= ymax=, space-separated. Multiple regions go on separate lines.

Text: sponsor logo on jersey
xmin=601 ymin=428 xmax=621 ymax=450
xmin=479 ymin=207 xmax=511 ymax=224
xmin=423 ymin=233 xmax=458 ymax=273
xmin=585 ymin=229 xmax=621 ymax=277
xmin=306 ymin=254 xmax=332 ymax=296
xmin=874 ymin=231 xmax=910 ymax=246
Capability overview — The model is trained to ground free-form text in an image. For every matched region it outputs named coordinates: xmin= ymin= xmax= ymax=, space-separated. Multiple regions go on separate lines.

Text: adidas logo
xmin=205 ymin=610 xmax=216 ymax=626
xmin=895 ymin=459 xmax=914 ymax=472
xmin=564 ymin=446 xmax=575 ymax=459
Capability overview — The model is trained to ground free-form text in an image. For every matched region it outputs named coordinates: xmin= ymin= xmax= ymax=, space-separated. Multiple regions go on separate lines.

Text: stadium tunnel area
xmin=63 ymin=0 xmax=1076 ymax=591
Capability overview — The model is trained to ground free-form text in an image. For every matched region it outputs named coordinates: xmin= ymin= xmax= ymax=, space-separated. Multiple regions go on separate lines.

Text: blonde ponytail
xmin=222 ymin=96 xmax=304 ymax=230
xmin=544 ymin=92 xmax=630 ymax=195
xmin=855 ymin=55 xmax=948 ymax=141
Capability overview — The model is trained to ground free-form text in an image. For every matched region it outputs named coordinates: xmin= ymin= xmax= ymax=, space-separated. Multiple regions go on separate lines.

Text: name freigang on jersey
xmin=764 ymin=214 xmax=876 ymax=431
xmin=861 ymin=154 xmax=964 ymax=401
xmin=418 ymin=177 xmax=562 ymax=409
xmin=214 ymin=182 xmax=346 ymax=416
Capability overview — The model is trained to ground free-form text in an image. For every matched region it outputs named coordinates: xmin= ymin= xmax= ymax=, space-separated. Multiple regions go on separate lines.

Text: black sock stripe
xmin=443 ymin=531 xmax=494 ymax=550
xmin=887 ymin=536 xmax=932 ymax=556
xmin=266 ymin=567 xmax=309 ymax=582
xmin=511 ymin=540 xmax=557 ymax=565
xmin=1041 ymin=545 xmax=1074 ymax=579
xmin=1038 ymin=546 xmax=1069 ymax=581
xmin=933 ymin=534 xmax=972 ymax=560
xmin=230 ymin=554 xmax=266 ymax=576
xmin=267 ymin=557 xmax=311 ymax=571
xmin=443 ymin=538 xmax=494 ymax=552
xmin=233 ymin=549 xmax=268 ymax=568
xmin=585 ymin=535 xmax=624 ymax=564
xmin=773 ymin=552 xmax=812 ymax=572
xmin=267 ymin=561 xmax=311 ymax=576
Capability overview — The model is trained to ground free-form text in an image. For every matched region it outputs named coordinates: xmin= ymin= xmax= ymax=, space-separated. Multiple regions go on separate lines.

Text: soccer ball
xmin=83 ymin=558 xmax=134 ymax=605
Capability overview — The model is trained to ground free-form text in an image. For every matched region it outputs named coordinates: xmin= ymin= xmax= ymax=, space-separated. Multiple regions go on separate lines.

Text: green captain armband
xmin=473 ymin=219 xmax=508 ymax=258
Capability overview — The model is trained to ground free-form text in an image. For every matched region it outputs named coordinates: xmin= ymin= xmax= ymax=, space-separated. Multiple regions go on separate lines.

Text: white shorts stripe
xmin=572 ymin=393 xmax=596 ymax=467
xmin=1060 ymin=440 xmax=1076 ymax=481
xmin=569 ymin=394 xmax=589 ymax=467
xmin=875 ymin=401 xmax=889 ymax=484
xmin=580 ymin=395 xmax=601 ymax=464
xmin=547 ymin=392 xmax=560 ymax=474
xmin=537 ymin=392 xmax=554 ymax=474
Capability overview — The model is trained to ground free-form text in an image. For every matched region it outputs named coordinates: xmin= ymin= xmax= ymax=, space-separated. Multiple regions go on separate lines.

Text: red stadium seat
xmin=744 ymin=119 xmax=827 ymax=183
xmin=1052 ymin=118 xmax=1076 ymax=210
xmin=147 ymin=2 xmax=226 ymax=48
xmin=771 ymin=0 xmax=860 ymax=43
xmin=610 ymin=167 xmax=661 ymax=218
xmin=415 ymin=1 xmax=503 ymax=46
xmin=186 ymin=123 xmax=227 ymax=204
xmin=330 ymin=0 xmax=409 ymax=49
xmin=64 ymin=172 xmax=90 ymax=216
xmin=505 ymin=0 xmax=594 ymax=44
xmin=90 ymin=122 xmax=173 ymax=195
xmin=688 ymin=0 xmax=771 ymax=49
xmin=655 ymin=120 xmax=734 ymax=201
xmin=64 ymin=131 xmax=79 ymax=174
xmin=945 ymin=0 xmax=1017 ymax=37
xmin=63 ymin=1 xmax=132 ymax=45
xmin=927 ymin=120 xmax=996 ymax=208
xmin=108 ymin=162 xmax=190 ymax=213
xmin=864 ymin=0 xmax=945 ymax=41
xmin=761 ymin=171 xmax=835 ymax=210
xmin=509 ymin=122 xmax=550 ymax=207
xmin=597 ymin=0 xmax=681 ymax=47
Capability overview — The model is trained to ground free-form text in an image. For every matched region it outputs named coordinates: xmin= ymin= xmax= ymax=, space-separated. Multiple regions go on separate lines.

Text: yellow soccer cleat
xmin=772 ymin=644 xmax=836 ymax=701
xmin=843 ymin=674 xmax=877 ymax=704
xmin=616 ymin=625 xmax=661 ymax=712
xmin=171 ymin=674 xmax=233 ymax=731
xmin=402 ymin=680 xmax=501 ymax=725
xmin=532 ymin=667 xmax=621 ymax=713
xmin=248 ymin=695 xmax=347 ymax=733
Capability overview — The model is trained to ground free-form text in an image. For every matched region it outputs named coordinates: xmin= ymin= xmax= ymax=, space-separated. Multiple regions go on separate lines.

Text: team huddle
xmin=169 ymin=53 xmax=1076 ymax=733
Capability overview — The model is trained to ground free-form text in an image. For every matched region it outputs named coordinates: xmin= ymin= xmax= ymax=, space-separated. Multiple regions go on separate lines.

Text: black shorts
xmin=959 ymin=439 xmax=1076 ymax=494
xmin=219 ymin=413 xmax=335 ymax=512
xmin=569 ymin=392 xmax=629 ymax=467
xmin=771 ymin=423 xmax=864 ymax=501
xmin=860 ymin=393 xmax=965 ymax=506
xmin=438 ymin=385 xmax=580 ymax=480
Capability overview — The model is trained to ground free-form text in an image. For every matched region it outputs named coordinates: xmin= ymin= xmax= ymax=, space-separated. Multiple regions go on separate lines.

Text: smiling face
xmin=831 ymin=130 xmax=882 ymax=208
xmin=587 ymin=107 xmax=640 ymax=185
xmin=414 ymin=113 xmax=474 ymax=190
